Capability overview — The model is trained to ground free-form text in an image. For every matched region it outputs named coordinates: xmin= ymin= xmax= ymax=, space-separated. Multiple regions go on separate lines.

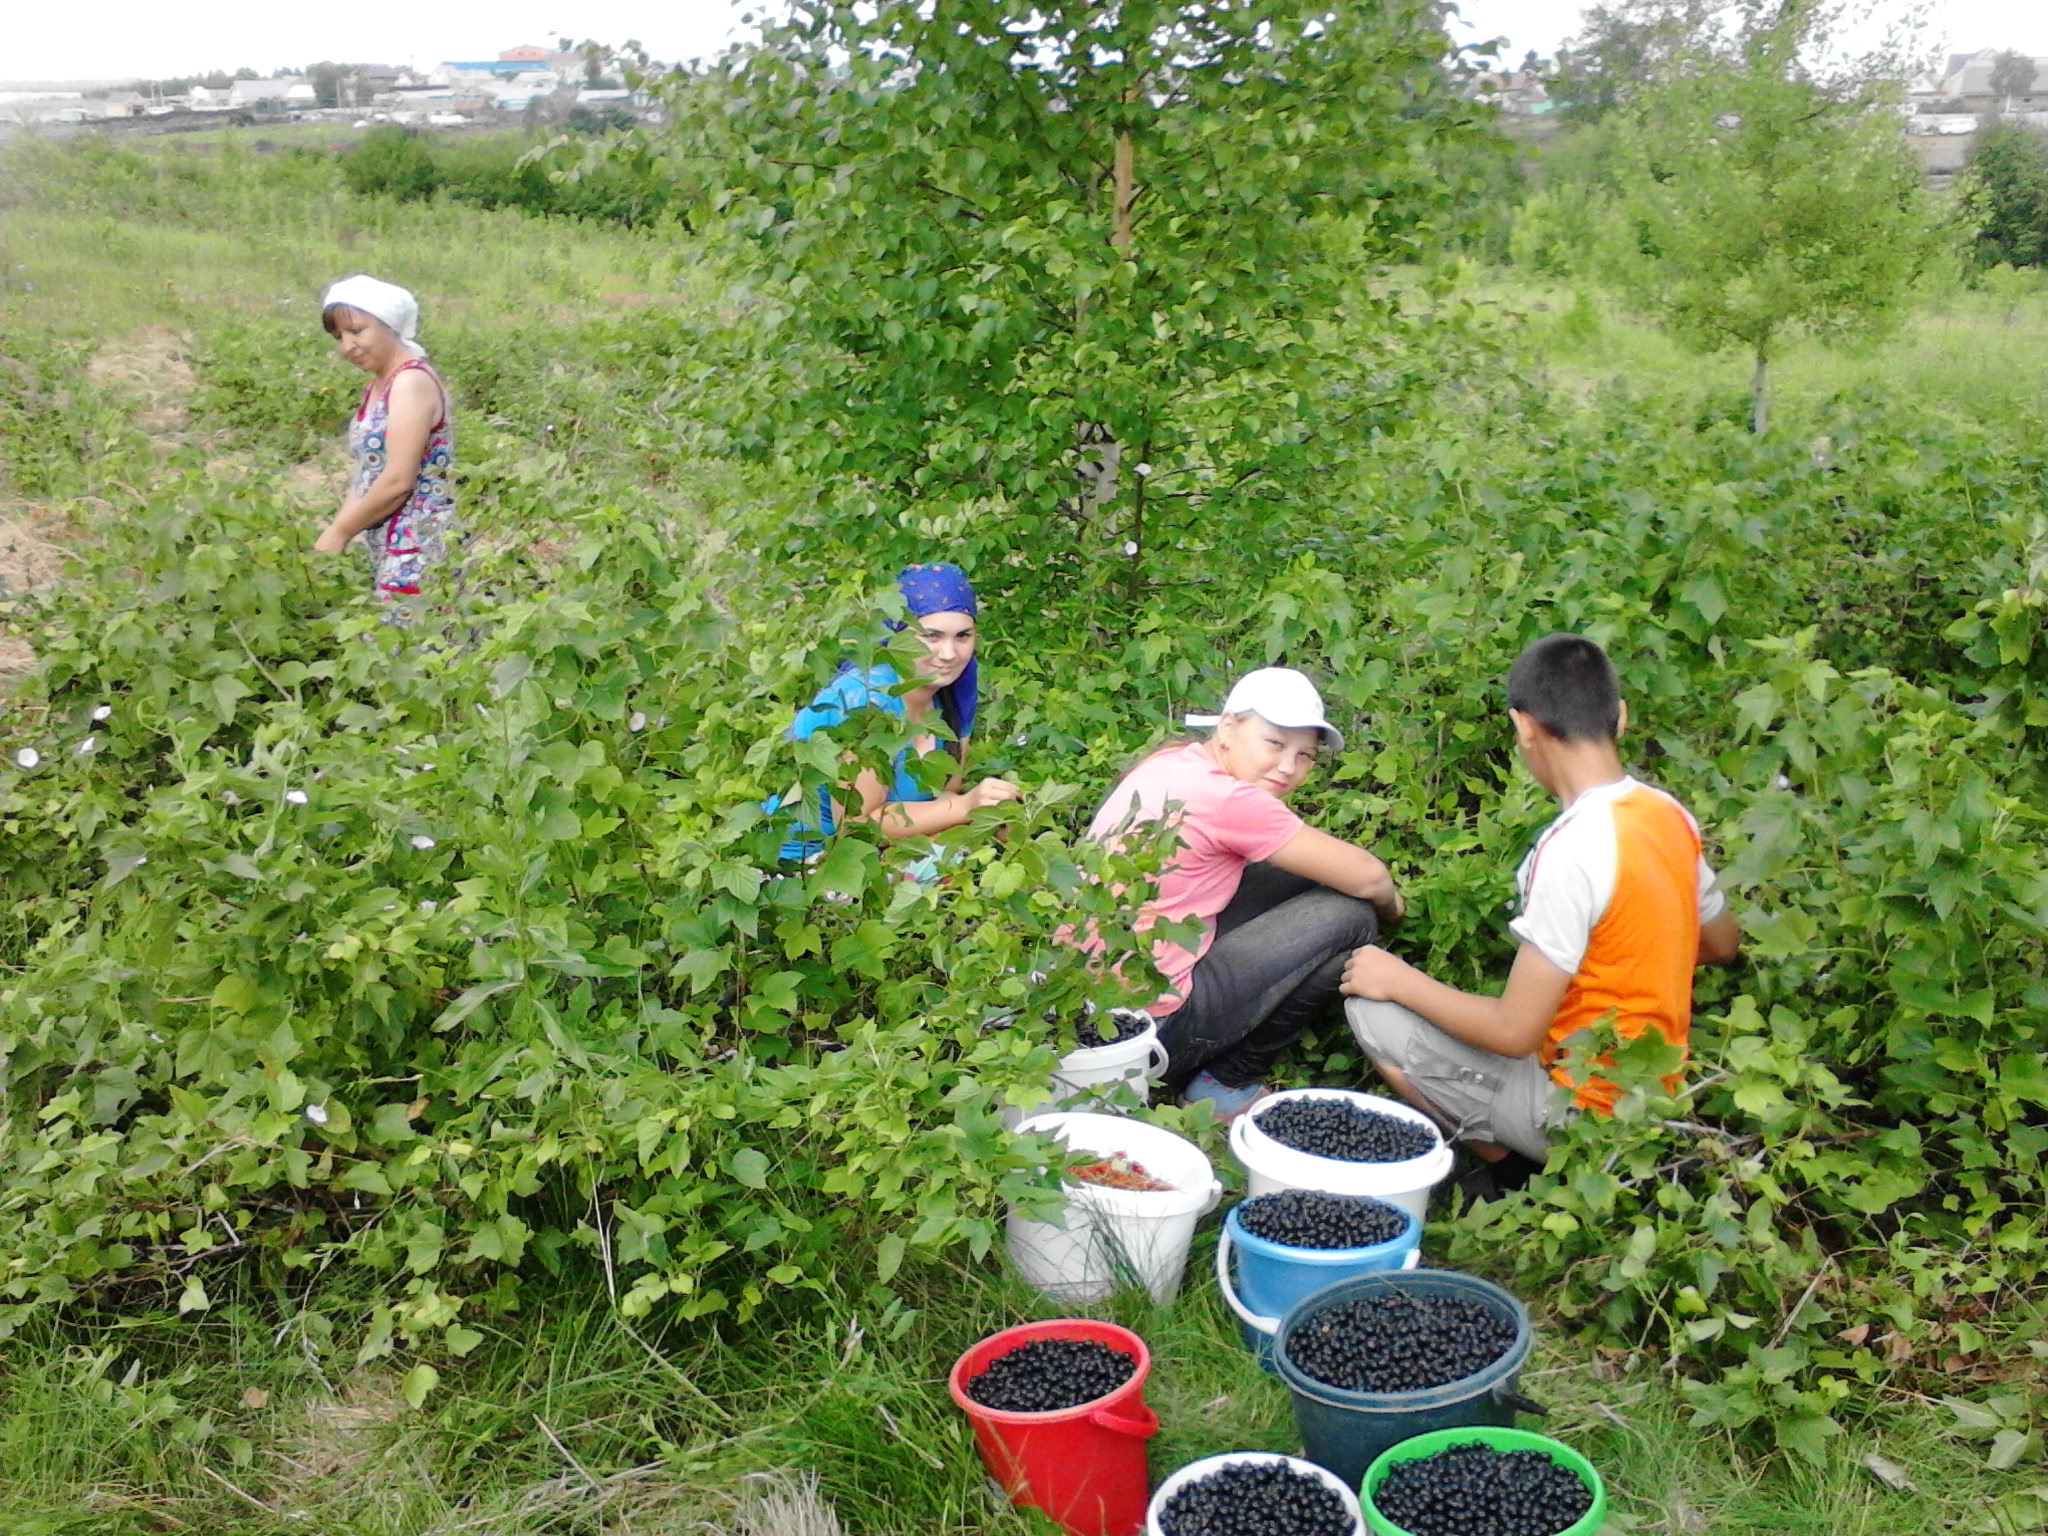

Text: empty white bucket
xmin=1228 ymin=1088 xmax=1453 ymax=1222
xmin=1001 ymin=1012 xmax=1168 ymax=1128
xmin=1007 ymin=1111 xmax=1222 ymax=1305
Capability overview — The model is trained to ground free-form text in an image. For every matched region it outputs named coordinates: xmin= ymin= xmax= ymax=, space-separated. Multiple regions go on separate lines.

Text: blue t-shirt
xmin=773 ymin=664 xmax=934 ymax=861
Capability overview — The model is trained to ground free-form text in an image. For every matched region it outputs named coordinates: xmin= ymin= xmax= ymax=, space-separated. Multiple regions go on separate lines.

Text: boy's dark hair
xmin=1507 ymin=633 xmax=1621 ymax=741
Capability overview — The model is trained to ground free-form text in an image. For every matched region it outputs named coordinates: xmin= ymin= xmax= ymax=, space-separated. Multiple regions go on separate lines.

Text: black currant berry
xmin=963 ymin=1337 xmax=1136 ymax=1413
xmin=1157 ymin=1458 xmax=1355 ymax=1536
xmin=1237 ymin=1189 xmax=1409 ymax=1250
xmin=1286 ymin=1291 xmax=1516 ymax=1393
xmin=1372 ymin=1441 xmax=1593 ymax=1536
xmin=1253 ymin=1098 xmax=1436 ymax=1163
xmin=1070 ymin=1007 xmax=1144 ymax=1049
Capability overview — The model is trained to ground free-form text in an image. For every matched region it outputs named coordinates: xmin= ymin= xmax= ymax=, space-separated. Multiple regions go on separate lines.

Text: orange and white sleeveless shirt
xmin=1508 ymin=776 xmax=1726 ymax=1113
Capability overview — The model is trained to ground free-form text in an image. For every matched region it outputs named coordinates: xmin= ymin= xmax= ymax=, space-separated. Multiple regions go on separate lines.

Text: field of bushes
xmin=0 ymin=87 xmax=2045 ymax=1536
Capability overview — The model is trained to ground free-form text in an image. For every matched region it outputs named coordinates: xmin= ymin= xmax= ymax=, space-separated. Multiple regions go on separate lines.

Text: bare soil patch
xmin=0 ymin=503 xmax=67 ymax=679
xmin=85 ymin=326 xmax=193 ymax=449
xmin=2 ymin=327 xmax=196 ymax=681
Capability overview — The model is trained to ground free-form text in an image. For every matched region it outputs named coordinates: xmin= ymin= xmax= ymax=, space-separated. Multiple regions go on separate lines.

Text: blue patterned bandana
xmin=896 ymin=562 xmax=978 ymax=745
xmin=897 ymin=562 xmax=977 ymax=618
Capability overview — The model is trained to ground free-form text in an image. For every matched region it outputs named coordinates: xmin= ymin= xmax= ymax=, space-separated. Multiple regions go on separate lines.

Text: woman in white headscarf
xmin=317 ymin=275 xmax=457 ymax=614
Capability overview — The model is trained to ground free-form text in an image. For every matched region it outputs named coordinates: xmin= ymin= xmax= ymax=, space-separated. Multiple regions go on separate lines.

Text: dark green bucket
xmin=1271 ymin=1268 xmax=1533 ymax=1488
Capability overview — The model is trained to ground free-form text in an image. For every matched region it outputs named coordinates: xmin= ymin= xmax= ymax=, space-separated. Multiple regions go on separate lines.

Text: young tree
xmin=305 ymin=60 xmax=349 ymax=109
xmin=637 ymin=1 xmax=1492 ymax=612
xmin=1549 ymin=0 xmax=1724 ymax=124
xmin=1598 ymin=8 xmax=1948 ymax=431
xmin=1988 ymin=49 xmax=2039 ymax=115
xmin=1962 ymin=121 xmax=2048 ymax=269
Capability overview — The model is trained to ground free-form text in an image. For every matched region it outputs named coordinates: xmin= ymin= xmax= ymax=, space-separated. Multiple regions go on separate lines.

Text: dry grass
xmin=0 ymin=506 xmax=66 ymax=678
xmin=713 ymin=1471 xmax=847 ymax=1536
xmin=84 ymin=325 xmax=193 ymax=448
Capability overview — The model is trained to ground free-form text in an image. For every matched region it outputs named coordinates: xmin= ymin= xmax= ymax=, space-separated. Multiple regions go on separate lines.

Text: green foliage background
xmin=1 ymin=17 xmax=2046 ymax=1487
xmin=1962 ymin=121 xmax=2048 ymax=271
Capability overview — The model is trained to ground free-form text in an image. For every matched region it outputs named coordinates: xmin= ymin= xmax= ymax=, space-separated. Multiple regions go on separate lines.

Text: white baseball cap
xmin=1185 ymin=667 xmax=1345 ymax=752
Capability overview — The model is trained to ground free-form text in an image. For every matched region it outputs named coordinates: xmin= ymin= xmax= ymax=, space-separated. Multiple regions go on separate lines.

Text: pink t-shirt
xmin=1086 ymin=742 xmax=1306 ymax=1016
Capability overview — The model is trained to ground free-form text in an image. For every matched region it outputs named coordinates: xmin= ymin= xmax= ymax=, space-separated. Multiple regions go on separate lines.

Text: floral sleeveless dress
xmin=347 ymin=358 xmax=456 ymax=615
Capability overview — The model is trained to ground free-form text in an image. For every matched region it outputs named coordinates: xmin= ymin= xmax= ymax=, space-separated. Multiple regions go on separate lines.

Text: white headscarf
xmin=322 ymin=274 xmax=426 ymax=356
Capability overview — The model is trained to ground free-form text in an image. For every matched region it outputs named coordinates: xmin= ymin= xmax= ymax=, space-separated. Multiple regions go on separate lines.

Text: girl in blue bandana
xmin=775 ymin=563 xmax=1020 ymax=862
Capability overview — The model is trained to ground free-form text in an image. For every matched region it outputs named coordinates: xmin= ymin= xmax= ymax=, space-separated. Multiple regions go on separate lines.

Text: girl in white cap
xmin=316 ymin=275 xmax=457 ymax=616
xmin=1080 ymin=668 xmax=1404 ymax=1119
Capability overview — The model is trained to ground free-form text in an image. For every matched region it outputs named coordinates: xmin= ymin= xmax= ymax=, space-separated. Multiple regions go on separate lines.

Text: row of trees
xmin=127 ymin=66 xmax=263 ymax=95
xmin=522 ymin=0 xmax=1966 ymax=436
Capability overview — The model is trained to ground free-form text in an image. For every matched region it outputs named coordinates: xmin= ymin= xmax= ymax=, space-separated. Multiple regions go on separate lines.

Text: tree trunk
xmin=1750 ymin=345 xmax=1770 ymax=435
xmin=1080 ymin=111 xmax=1134 ymax=593
xmin=1125 ymin=439 xmax=1150 ymax=606
xmin=1074 ymin=426 xmax=1121 ymax=525
xmin=1111 ymin=110 xmax=1136 ymax=255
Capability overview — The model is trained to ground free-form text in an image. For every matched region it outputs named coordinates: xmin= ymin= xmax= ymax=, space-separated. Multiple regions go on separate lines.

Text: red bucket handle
xmin=1089 ymin=1399 xmax=1159 ymax=1440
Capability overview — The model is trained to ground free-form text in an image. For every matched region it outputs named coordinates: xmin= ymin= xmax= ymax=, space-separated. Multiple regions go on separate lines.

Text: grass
xmin=1481 ymin=269 xmax=2048 ymax=431
xmin=0 ymin=194 xmax=695 ymax=345
xmin=0 ymin=1244 xmax=2036 ymax=1535
xmin=2 ymin=133 xmax=2045 ymax=1535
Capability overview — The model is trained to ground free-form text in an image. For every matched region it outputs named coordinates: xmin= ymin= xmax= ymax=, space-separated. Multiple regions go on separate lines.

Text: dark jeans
xmin=1155 ymin=862 xmax=1381 ymax=1093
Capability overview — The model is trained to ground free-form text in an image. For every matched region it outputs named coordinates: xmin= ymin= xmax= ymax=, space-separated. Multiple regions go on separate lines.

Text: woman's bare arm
xmin=845 ymin=760 xmax=1019 ymax=839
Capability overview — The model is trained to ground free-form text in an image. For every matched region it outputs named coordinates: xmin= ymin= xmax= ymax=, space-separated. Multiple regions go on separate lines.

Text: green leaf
xmin=1988 ymin=1428 xmax=2036 ymax=1472
xmin=400 ymin=1363 xmax=441 ymax=1408
xmin=209 ymin=673 xmax=248 ymax=723
xmin=1775 ymin=1410 xmax=1842 ymax=1465
xmin=1681 ymin=571 xmax=1727 ymax=626
xmin=754 ymin=972 xmax=802 ymax=1014
xmin=211 ymin=975 xmax=262 ymax=1013
xmin=490 ymin=654 xmax=533 ymax=697
xmin=1946 ymin=1397 xmax=2004 ymax=1432
xmin=729 ymin=1148 xmax=771 ymax=1189
xmin=812 ymin=835 xmax=871 ymax=892
xmin=339 ymin=1163 xmax=393 ymax=1195
xmin=875 ymin=1233 xmax=906 ymax=1282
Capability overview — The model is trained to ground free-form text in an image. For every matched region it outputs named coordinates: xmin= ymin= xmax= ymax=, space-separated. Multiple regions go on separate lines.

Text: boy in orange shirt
xmin=1341 ymin=634 xmax=1741 ymax=1172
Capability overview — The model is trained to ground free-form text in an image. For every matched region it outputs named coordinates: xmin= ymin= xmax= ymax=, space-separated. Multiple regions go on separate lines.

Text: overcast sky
xmin=1448 ymin=0 xmax=2048 ymax=61
xmin=5 ymin=0 xmax=2047 ymax=84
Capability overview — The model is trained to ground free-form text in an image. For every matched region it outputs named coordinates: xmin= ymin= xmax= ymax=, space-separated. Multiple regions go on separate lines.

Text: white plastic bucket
xmin=1007 ymin=1112 xmax=1223 ymax=1305
xmin=1228 ymin=1088 xmax=1454 ymax=1222
xmin=1146 ymin=1451 xmax=1364 ymax=1536
xmin=1001 ymin=1014 xmax=1169 ymax=1128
